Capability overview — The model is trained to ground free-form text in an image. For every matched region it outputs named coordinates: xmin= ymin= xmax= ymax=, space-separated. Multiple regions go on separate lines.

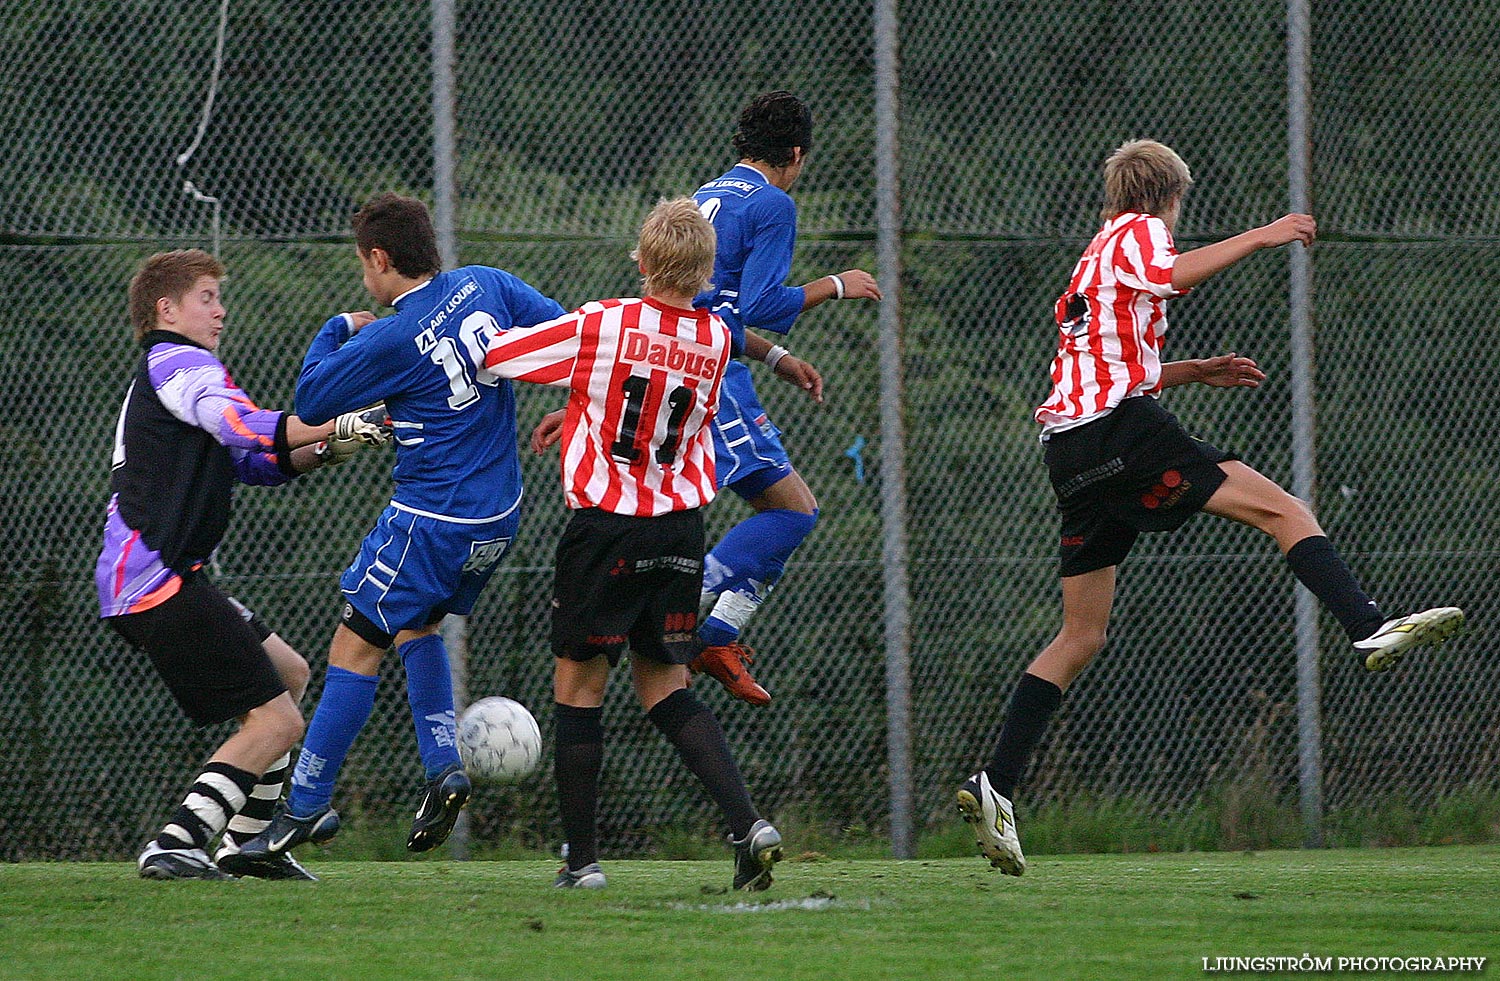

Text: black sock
xmin=985 ymin=673 xmax=1064 ymax=801
xmin=554 ymin=703 xmax=604 ymax=870
xmin=1284 ymin=536 xmax=1386 ymax=642
xmin=648 ymin=688 xmax=758 ymax=840
xmin=158 ymin=760 xmax=257 ymax=851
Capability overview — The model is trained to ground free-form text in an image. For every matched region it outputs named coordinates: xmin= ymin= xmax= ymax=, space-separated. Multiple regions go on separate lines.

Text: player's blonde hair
xmin=128 ymin=249 xmax=225 ymax=341
xmin=633 ymin=198 xmax=716 ymax=300
xmin=1101 ymin=140 xmax=1193 ymax=220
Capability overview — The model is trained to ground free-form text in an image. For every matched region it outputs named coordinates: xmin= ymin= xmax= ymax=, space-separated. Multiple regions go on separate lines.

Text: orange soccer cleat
xmin=688 ymin=643 xmax=771 ymax=707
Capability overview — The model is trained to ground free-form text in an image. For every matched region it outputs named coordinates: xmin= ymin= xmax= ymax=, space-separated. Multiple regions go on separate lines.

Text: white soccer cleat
xmin=554 ymin=862 xmax=607 ymax=889
xmin=1354 ymin=607 xmax=1465 ymax=672
xmin=957 ymin=771 xmax=1025 ymax=876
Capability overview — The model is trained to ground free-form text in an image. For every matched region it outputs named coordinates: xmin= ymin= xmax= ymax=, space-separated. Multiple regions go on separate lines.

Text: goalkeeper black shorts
xmin=107 ymin=570 xmax=286 ymax=727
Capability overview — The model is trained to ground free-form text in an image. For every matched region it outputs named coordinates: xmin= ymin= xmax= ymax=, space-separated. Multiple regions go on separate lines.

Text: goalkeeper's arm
xmin=311 ymin=403 xmax=393 ymax=468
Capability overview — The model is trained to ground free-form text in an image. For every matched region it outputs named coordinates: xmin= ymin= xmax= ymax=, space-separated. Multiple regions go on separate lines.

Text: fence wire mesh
xmin=2 ymin=0 xmax=1496 ymax=861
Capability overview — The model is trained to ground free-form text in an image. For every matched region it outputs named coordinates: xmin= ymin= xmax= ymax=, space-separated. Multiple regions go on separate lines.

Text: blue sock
xmin=287 ymin=666 xmax=379 ymax=817
xmin=400 ymin=633 xmax=461 ymax=778
xmin=700 ymin=508 xmax=818 ymax=645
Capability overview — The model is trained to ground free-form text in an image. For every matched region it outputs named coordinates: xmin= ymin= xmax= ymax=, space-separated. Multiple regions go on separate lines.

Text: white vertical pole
xmin=432 ymin=0 xmax=469 ymax=860
xmin=432 ymin=0 xmax=458 ymax=271
xmin=1287 ymin=0 xmax=1324 ymax=849
xmin=873 ymin=0 xmax=913 ymax=859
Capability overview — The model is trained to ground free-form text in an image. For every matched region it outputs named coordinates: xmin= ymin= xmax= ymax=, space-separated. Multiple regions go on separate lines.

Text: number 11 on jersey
xmin=609 ymin=374 xmax=693 ymax=467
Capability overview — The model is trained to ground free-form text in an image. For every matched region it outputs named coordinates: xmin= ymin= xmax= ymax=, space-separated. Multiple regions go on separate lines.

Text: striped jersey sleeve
xmin=1034 ymin=213 xmax=1185 ymax=435
xmin=149 ymin=343 xmax=283 ymax=453
xmin=148 ymin=341 xmax=288 ymax=483
xmin=485 ymin=297 xmax=731 ymax=516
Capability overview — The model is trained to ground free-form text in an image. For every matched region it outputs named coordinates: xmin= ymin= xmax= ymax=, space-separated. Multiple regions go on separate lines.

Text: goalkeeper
xmin=97 ymin=249 xmax=390 ymax=882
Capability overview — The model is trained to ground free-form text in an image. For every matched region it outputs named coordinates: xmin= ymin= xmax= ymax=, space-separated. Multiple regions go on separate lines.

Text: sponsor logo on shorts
xmin=1061 ymin=534 xmax=1085 ymax=547
xmin=340 ymin=603 xmax=355 ymax=623
xmin=586 ymin=634 xmax=628 ymax=647
xmin=1141 ymin=469 xmax=1190 ymax=510
xmin=609 ymin=556 xmax=704 ymax=577
xmin=635 ymin=555 xmax=703 ymax=575
xmin=462 ymin=536 xmax=512 ymax=574
xmin=1056 ymin=457 xmax=1125 ymax=498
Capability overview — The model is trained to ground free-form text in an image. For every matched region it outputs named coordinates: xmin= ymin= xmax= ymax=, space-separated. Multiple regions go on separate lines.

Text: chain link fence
xmin=3 ymin=0 xmax=1496 ymax=861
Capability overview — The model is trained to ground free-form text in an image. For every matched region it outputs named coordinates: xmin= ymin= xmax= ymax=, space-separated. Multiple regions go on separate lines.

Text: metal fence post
xmin=432 ymin=0 xmax=458 ymax=271
xmin=874 ymin=0 xmax=913 ymax=859
xmin=1287 ymin=0 xmax=1324 ymax=849
xmin=432 ymin=0 xmax=469 ymax=860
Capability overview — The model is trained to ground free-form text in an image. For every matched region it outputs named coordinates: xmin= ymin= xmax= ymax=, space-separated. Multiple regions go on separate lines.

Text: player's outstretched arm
xmin=743 ymin=330 xmax=823 ymax=403
xmin=311 ymin=404 xmax=394 ymax=468
xmin=801 ymin=268 xmax=883 ymax=310
xmin=1159 ymin=353 xmax=1266 ymax=390
xmin=1172 ymin=214 xmax=1316 ymax=291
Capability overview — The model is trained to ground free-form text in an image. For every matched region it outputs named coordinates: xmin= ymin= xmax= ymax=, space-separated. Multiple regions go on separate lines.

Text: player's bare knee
xmin=282 ymin=654 xmax=311 ymax=702
xmin=1057 ymin=625 xmax=1108 ymax=661
xmin=1286 ymin=494 xmax=1319 ymax=532
xmin=252 ymin=696 xmax=305 ymax=749
xmin=276 ymin=707 xmax=306 ymax=750
xmin=1260 ymin=491 xmax=1320 ymax=543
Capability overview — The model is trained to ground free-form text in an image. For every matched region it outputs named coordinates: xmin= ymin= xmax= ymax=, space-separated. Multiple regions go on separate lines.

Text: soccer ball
xmin=456 ymin=696 xmax=542 ymax=784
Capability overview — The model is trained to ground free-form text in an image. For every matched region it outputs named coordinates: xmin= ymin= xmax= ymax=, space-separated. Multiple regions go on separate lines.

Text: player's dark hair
xmin=128 ymin=249 xmax=225 ymax=341
xmin=352 ymin=192 xmax=442 ymax=278
xmin=732 ymin=90 xmax=813 ymax=168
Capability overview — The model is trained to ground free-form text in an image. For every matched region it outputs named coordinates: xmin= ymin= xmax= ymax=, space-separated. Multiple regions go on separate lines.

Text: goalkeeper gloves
xmin=315 ymin=403 xmax=393 ymax=466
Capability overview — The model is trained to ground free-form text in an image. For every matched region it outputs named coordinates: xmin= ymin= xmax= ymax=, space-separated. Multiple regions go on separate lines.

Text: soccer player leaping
xmin=487 ymin=198 xmax=783 ymax=892
xmin=534 ymin=91 xmax=881 ymax=707
xmin=959 ymin=140 xmax=1465 ymax=877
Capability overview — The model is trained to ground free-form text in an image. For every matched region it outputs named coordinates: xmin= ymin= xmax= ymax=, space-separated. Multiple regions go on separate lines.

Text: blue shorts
xmin=341 ymin=500 xmax=520 ymax=638
xmin=711 ymin=359 xmax=794 ymax=499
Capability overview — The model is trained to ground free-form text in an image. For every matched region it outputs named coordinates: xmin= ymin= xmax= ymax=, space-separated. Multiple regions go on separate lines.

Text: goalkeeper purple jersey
xmin=692 ymin=163 xmax=805 ymax=356
xmin=96 ymin=331 xmax=296 ymax=617
xmin=296 ymin=266 xmax=566 ymax=523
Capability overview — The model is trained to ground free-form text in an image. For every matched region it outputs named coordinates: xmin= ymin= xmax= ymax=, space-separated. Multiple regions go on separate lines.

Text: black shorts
xmin=225 ymin=594 xmax=274 ymax=643
xmin=551 ymin=507 xmax=704 ymax=666
xmin=107 ymin=572 xmax=287 ymax=727
xmin=1044 ymin=395 xmax=1237 ymax=577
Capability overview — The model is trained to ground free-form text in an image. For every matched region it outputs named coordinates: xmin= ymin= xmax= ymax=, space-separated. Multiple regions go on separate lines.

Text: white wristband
xmin=829 ymin=274 xmax=846 ymax=300
xmin=764 ymin=345 xmax=790 ymax=372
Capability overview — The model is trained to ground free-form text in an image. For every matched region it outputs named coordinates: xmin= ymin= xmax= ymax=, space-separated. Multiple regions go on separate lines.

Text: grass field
xmin=3 ymin=846 xmax=1495 ymax=980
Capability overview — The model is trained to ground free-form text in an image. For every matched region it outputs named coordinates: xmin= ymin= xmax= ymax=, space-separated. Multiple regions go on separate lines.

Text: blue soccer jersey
xmin=693 ymin=164 xmax=805 ymax=356
xmin=692 ymin=164 xmax=807 ymax=495
xmin=297 ymin=266 xmax=566 ymax=522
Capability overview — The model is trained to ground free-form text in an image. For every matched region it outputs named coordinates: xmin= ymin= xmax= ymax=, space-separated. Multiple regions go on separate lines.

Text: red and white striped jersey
xmin=1035 ymin=212 xmax=1188 ymax=435
xmin=484 ymin=297 xmax=730 ymax=516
